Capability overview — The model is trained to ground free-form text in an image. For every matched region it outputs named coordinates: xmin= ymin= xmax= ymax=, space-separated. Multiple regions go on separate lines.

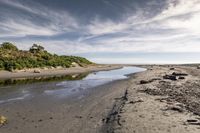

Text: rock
xmin=72 ymin=74 xmax=78 ymax=78
xmin=197 ymin=66 xmax=200 ymax=69
xmin=34 ymin=69 xmax=41 ymax=73
xmin=165 ymin=105 xmax=184 ymax=113
xmin=172 ymin=72 xmax=188 ymax=76
xmin=163 ymin=75 xmax=177 ymax=81
xmin=140 ymin=80 xmax=150 ymax=84
xmin=0 ymin=116 xmax=7 ymax=126
xmin=170 ymin=68 xmax=175 ymax=70
xmin=187 ymin=119 xmax=198 ymax=123
xmin=187 ymin=119 xmax=200 ymax=125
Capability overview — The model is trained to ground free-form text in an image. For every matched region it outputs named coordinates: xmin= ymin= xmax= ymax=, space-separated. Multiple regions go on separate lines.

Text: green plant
xmin=0 ymin=42 xmax=18 ymax=51
xmin=0 ymin=42 xmax=93 ymax=71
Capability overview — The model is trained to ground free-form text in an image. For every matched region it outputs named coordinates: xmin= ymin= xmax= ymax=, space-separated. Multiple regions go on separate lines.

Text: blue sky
xmin=0 ymin=0 xmax=200 ymax=64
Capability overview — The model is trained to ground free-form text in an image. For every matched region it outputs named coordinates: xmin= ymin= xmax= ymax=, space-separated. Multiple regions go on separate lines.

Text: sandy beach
xmin=103 ymin=65 xmax=200 ymax=133
xmin=0 ymin=64 xmax=123 ymax=80
xmin=1 ymin=65 xmax=200 ymax=133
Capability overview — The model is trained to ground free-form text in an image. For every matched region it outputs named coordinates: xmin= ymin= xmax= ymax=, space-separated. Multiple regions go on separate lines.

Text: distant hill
xmin=0 ymin=42 xmax=93 ymax=71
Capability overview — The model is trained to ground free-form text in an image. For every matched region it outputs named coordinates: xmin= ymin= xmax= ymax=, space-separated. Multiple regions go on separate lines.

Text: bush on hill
xmin=0 ymin=42 xmax=93 ymax=71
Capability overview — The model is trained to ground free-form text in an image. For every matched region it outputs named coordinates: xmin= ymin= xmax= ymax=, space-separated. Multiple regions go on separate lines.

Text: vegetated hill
xmin=0 ymin=42 xmax=93 ymax=71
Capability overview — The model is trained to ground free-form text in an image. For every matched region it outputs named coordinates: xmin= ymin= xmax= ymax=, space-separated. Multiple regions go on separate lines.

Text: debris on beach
xmin=163 ymin=75 xmax=177 ymax=81
xmin=0 ymin=115 xmax=7 ymax=126
xmin=172 ymin=72 xmax=188 ymax=76
xmin=187 ymin=119 xmax=200 ymax=125
xmin=140 ymin=80 xmax=151 ymax=84
xmin=163 ymin=105 xmax=184 ymax=113
xmin=163 ymin=72 xmax=188 ymax=81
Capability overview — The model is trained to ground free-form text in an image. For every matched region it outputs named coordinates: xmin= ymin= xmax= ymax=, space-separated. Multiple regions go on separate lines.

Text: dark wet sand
xmin=0 ymin=78 xmax=130 ymax=133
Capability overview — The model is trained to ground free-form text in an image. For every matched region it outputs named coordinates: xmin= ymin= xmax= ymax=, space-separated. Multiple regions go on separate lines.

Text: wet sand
xmin=1 ymin=65 xmax=200 ymax=133
xmin=0 ymin=77 xmax=130 ymax=133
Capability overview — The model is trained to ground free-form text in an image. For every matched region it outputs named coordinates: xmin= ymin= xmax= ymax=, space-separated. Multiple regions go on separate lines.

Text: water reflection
xmin=0 ymin=67 xmax=146 ymax=104
xmin=0 ymin=73 xmax=88 ymax=86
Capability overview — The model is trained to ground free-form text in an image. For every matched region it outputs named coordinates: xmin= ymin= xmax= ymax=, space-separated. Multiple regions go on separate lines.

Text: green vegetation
xmin=0 ymin=42 xmax=93 ymax=71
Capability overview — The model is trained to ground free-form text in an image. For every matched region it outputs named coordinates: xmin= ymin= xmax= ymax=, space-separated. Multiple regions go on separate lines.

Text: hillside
xmin=0 ymin=42 xmax=93 ymax=71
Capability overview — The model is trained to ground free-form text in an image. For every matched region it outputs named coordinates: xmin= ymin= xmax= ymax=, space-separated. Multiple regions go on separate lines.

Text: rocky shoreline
xmin=106 ymin=65 xmax=200 ymax=133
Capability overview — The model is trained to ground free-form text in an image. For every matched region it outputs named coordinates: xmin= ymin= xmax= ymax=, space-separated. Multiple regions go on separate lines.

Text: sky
xmin=0 ymin=0 xmax=200 ymax=64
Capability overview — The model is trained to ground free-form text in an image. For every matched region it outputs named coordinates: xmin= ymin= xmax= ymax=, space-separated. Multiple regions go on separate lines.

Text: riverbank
xmin=0 ymin=64 xmax=123 ymax=80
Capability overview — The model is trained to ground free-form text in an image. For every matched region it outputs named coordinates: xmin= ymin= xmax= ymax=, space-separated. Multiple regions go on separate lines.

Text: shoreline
xmin=102 ymin=65 xmax=200 ymax=133
xmin=0 ymin=64 xmax=123 ymax=80
xmin=1 ymin=65 xmax=200 ymax=133
xmin=0 ymin=68 xmax=133 ymax=133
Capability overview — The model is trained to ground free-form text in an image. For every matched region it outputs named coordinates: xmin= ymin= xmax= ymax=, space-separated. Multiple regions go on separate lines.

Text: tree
xmin=29 ymin=44 xmax=45 ymax=53
xmin=0 ymin=42 xmax=18 ymax=51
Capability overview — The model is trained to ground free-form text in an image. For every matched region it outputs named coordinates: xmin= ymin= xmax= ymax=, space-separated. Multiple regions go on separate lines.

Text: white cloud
xmin=78 ymin=0 xmax=200 ymax=53
xmin=0 ymin=0 xmax=78 ymax=37
xmin=86 ymin=18 xmax=129 ymax=35
xmin=1 ymin=0 xmax=200 ymax=56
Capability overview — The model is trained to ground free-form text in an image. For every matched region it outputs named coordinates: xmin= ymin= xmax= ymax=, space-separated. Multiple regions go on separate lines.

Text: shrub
xmin=0 ymin=42 xmax=93 ymax=71
xmin=0 ymin=42 xmax=18 ymax=51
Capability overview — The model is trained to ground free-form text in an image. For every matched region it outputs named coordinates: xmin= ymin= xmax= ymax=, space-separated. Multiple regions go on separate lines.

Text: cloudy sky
xmin=0 ymin=0 xmax=200 ymax=64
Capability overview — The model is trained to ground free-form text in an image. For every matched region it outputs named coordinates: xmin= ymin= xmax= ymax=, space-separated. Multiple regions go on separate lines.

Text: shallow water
xmin=0 ymin=66 xmax=146 ymax=104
